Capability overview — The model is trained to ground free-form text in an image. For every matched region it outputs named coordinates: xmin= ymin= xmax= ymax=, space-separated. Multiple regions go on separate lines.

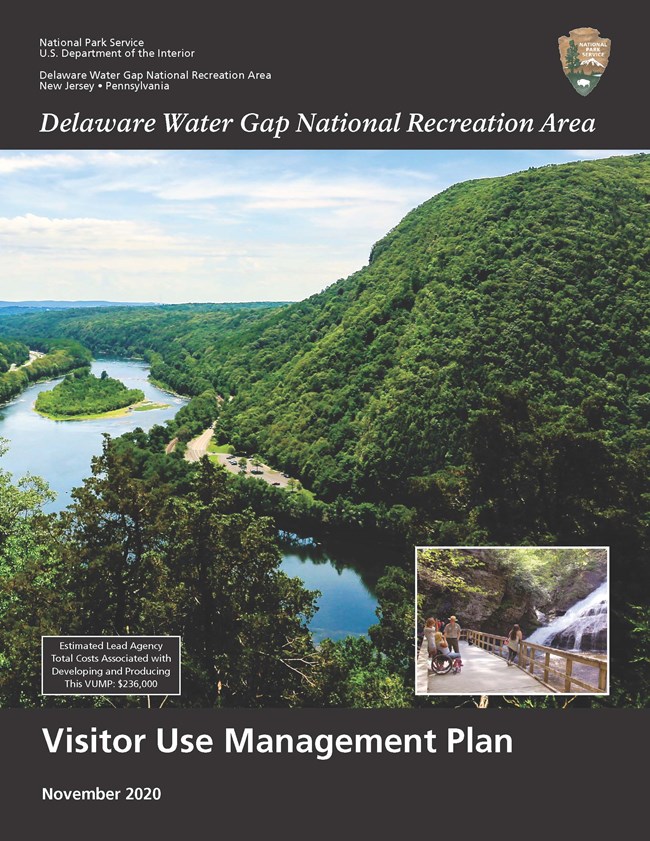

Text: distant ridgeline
xmin=0 ymin=302 xmax=291 ymax=400
xmin=0 ymin=339 xmax=91 ymax=405
xmin=0 ymin=300 xmax=164 ymax=318
xmin=1 ymin=156 xmax=648 ymax=547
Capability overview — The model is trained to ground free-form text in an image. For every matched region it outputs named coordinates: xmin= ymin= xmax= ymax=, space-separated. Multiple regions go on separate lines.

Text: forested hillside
xmin=0 ymin=339 xmax=91 ymax=404
xmin=0 ymin=340 xmax=29 ymax=373
xmin=0 ymin=302 xmax=288 ymax=395
xmin=214 ymin=154 xmax=648 ymax=511
xmin=4 ymin=155 xmax=648 ymax=542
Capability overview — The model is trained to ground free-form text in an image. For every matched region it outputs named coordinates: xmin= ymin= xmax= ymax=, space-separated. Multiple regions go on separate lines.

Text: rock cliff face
xmin=417 ymin=547 xmax=608 ymax=637
xmin=541 ymin=549 xmax=607 ymax=617
xmin=417 ymin=549 xmax=538 ymax=635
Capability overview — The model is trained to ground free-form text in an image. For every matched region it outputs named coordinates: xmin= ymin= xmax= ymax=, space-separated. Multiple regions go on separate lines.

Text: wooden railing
xmin=461 ymin=629 xmax=607 ymax=693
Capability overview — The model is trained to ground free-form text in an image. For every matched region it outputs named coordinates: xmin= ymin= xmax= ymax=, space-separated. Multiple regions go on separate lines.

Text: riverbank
xmin=147 ymin=375 xmax=192 ymax=400
xmin=8 ymin=349 xmax=45 ymax=371
xmin=0 ymin=341 xmax=91 ymax=407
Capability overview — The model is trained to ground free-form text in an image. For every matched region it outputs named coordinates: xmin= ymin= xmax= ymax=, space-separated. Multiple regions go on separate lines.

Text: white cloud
xmin=0 ymin=150 xmax=166 ymax=179
xmin=0 ymin=213 xmax=179 ymax=252
xmin=150 ymin=173 xmax=413 ymax=206
xmin=0 ymin=153 xmax=81 ymax=175
xmin=0 ymin=211 xmax=364 ymax=303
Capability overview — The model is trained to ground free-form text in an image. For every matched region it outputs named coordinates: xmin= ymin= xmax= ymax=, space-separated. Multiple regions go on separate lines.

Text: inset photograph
xmin=415 ymin=546 xmax=608 ymax=696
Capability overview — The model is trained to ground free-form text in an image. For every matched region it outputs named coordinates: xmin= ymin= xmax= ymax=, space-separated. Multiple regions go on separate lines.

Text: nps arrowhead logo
xmin=558 ymin=27 xmax=611 ymax=96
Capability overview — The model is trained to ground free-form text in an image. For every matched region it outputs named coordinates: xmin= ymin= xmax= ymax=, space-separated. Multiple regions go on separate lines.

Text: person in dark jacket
xmin=506 ymin=624 xmax=523 ymax=665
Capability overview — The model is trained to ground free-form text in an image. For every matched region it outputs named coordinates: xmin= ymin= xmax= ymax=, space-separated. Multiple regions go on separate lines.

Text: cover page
xmin=0 ymin=1 xmax=647 ymax=832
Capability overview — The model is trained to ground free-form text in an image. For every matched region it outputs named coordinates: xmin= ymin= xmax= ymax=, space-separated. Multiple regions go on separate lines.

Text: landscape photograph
xmin=0 ymin=149 xmax=647 ymax=709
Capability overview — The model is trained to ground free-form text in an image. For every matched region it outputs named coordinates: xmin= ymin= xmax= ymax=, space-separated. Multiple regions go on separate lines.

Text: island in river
xmin=0 ymin=356 xmax=379 ymax=641
xmin=34 ymin=367 xmax=168 ymax=420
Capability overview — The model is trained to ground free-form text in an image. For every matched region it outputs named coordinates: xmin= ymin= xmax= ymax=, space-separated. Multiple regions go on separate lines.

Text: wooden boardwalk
xmin=416 ymin=639 xmax=556 ymax=695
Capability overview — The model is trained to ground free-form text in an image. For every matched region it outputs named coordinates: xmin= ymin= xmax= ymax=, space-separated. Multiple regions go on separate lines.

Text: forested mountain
xmin=210 ymin=155 xmax=648 ymax=514
xmin=4 ymin=155 xmax=648 ymax=542
xmin=0 ymin=302 xmax=289 ymax=395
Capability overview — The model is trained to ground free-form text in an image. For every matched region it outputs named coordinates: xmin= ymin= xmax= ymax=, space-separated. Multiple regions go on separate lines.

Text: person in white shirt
xmin=423 ymin=618 xmax=437 ymax=659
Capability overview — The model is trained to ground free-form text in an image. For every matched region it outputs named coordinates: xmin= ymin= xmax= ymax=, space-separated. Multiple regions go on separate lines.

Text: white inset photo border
xmin=415 ymin=546 xmax=609 ymax=696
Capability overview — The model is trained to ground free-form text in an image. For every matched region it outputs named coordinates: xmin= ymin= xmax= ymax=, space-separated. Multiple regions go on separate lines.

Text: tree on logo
xmin=566 ymin=40 xmax=581 ymax=75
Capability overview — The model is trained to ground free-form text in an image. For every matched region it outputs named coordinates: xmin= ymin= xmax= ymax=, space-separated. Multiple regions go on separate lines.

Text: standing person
xmin=506 ymin=624 xmax=523 ymax=666
xmin=423 ymin=618 xmax=437 ymax=659
xmin=444 ymin=615 xmax=461 ymax=654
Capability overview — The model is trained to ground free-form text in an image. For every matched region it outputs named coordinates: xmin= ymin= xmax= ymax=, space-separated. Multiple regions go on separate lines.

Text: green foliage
xmin=0 ymin=339 xmax=29 ymax=374
xmin=609 ymin=604 xmax=650 ymax=707
xmin=0 ymin=439 xmax=59 ymax=706
xmin=498 ymin=547 xmax=604 ymax=601
xmin=309 ymin=637 xmax=410 ymax=707
xmin=418 ymin=548 xmax=489 ymax=597
xmin=0 ymin=436 xmax=318 ymax=707
xmin=0 ymin=339 xmax=91 ymax=405
xmin=35 ymin=369 xmax=144 ymax=417
xmin=565 ymin=40 xmax=581 ymax=74
xmin=0 ymin=303 xmax=286 ymax=399
xmin=169 ymin=390 xmax=219 ymax=440
xmin=369 ymin=566 xmax=415 ymax=675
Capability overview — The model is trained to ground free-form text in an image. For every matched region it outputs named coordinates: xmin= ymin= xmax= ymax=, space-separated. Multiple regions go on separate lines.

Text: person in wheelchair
xmin=431 ymin=630 xmax=462 ymax=674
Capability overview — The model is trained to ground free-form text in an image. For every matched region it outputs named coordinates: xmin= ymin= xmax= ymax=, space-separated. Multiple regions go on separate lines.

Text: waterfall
xmin=527 ymin=581 xmax=608 ymax=652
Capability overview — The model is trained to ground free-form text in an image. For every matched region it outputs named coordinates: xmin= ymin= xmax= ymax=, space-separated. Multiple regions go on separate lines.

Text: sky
xmin=0 ymin=148 xmax=645 ymax=304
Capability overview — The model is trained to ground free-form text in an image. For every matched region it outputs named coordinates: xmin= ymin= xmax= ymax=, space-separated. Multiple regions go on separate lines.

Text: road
xmin=184 ymin=426 xmax=214 ymax=462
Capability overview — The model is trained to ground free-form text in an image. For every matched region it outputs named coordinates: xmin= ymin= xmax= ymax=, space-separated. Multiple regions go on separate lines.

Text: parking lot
xmin=210 ymin=453 xmax=292 ymax=488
